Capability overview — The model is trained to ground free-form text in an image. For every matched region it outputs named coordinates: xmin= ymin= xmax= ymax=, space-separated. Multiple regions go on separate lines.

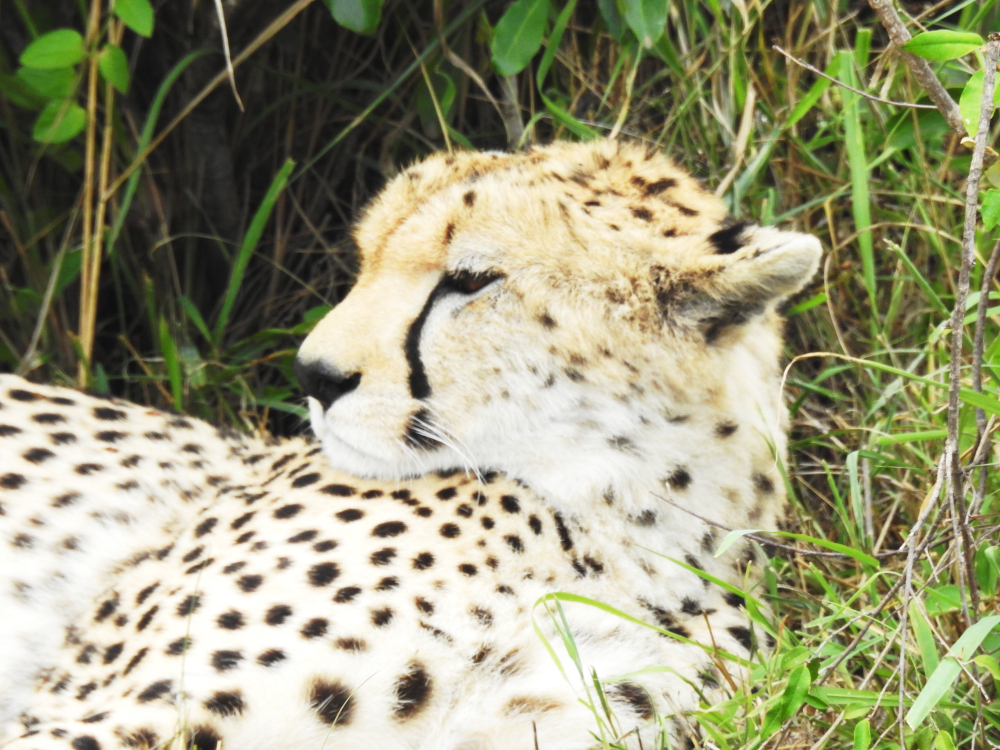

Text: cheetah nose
xmin=294 ymin=358 xmax=361 ymax=411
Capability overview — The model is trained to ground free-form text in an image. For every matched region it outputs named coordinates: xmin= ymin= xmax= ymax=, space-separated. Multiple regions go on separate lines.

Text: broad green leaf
xmin=909 ymin=602 xmax=940 ymax=677
xmin=98 ymin=44 xmax=130 ymax=93
xmin=935 ymin=731 xmax=956 ymax=750
xmin=958 ymin=69 xmax=1000 ymax=138
xmin=925 ymin=584 xmax=962 ymax=617
xmin=0 ymin=72 xmax=46 ymax=108
xmin=976 ymin=545 xmax=1000 ymax=594
xmin=597 ymin=0 xmax=625 ymax=41
xmin=114 ymin=0 xmax=155 ymax=37
xmin=32 ymin=100 xmax=86 ymax=143
xmin=901 ymin=30 xmax=983 ymax=61
xmin=16 ymin=66 xmax=75 ymax=100
xmin=491 ymin=0 xmax=549 ymax=76
xmin=853 ymin=719 xmax=871 ymax=750
xmin=20 ymin=29 xmax=85 ymax=69
xmin=535 ymin=0 xmax=595 ymax=139
xmin=325 ymin=0 xmax=383 ymax=35
xmin=984 ymin=190 xmax=1000 ymax=232
xmin=959 ymin=388 xmax=1000 ymax=416
xmin=974 ymin=654 xmax=1000 ymax=682
xmin=907 ymin=616 xmax=1000 ymax=729
xmin=623 ymin=0 xmax=666 ymax=48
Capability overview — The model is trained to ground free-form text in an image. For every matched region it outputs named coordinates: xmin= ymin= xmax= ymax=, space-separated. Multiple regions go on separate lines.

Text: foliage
xmin=1 ymin=1 xmax=999 ymax=748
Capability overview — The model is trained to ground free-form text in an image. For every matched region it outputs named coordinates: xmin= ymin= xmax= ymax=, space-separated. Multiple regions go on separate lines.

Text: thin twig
xmin=772 ymin=45 xmax=937 ymax=110
xmin=867 ymin=0 xmax=964 ymax=133
xmin=971 ymin=237 xmax=1000 ymax=511
xmin=945 ymin=34 xmax=999 ymax=625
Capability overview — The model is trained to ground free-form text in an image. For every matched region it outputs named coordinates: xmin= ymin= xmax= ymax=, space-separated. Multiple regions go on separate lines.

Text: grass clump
xmin=1 ymin=1 xmax=999 ymax=747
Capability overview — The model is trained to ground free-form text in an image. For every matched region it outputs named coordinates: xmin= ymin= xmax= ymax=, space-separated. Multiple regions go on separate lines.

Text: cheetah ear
xmin=659 ymin=224 xmax=822 ymax=342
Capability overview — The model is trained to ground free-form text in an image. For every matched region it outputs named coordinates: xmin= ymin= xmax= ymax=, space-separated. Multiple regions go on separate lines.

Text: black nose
xmin=294 ymin=358 xmax=361 ymax=411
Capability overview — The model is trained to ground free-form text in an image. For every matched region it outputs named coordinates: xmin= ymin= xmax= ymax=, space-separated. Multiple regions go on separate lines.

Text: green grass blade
xmin=159 ymin=316 xmax=183 ymax=410
xmin=213 ymin=157 xmax=295 ymax=345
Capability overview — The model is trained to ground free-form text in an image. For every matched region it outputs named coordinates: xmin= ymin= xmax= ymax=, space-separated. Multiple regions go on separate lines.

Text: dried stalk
xmin=945 ymin=34 xmax=999 ymax=624
xmin=867 ymin=0 xmax=964 ymax=133
xmin=970 ymin=237 xmax=1000 ymax=512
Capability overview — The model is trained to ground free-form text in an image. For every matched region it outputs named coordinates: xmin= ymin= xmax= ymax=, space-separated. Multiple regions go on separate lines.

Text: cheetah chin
xmin=1 ymin=140 xmax=819 ymax=750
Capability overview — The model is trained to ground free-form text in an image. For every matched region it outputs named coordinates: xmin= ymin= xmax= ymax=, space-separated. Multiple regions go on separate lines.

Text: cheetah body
xmin=0 ymin=140 xmax=820 ymax=750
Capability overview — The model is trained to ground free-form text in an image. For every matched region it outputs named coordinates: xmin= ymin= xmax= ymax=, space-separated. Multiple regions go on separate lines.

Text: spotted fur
xmin=0 ymin=140 xmax=819 ymax=750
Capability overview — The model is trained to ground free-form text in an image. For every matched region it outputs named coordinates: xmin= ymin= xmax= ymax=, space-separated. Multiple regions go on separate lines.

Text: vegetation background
xmin=1 ymin=0 xmax=998 ymax=748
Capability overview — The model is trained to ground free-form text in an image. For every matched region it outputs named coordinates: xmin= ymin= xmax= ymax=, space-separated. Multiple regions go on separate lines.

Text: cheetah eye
xmin=441 ymin=269 xmax=504 ymax=295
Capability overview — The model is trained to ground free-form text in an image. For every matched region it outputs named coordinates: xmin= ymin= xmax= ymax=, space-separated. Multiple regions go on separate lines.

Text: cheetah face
xmin=296 ymin=141 xmax=820 ymax=485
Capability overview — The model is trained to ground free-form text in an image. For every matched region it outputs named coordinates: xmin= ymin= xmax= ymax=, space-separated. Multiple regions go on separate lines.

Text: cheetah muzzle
xmin=0 ymin=140 xmax=820 ymax=750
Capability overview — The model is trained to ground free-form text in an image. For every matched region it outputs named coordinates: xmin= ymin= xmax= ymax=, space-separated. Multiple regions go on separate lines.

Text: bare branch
xmin=773 ymin=45 xmax=937 ymax=110
xmin=867 ymin=0 xmax=965 ymax=134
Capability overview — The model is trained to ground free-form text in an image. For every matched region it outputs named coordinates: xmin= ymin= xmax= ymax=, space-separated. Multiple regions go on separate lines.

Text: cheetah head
xmin=296 ymin=141 xmax=820 ymax=492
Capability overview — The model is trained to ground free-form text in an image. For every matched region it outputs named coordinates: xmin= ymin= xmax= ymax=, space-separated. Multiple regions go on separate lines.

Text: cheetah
xmin=0 ymin=140 xmax=820 ymax=750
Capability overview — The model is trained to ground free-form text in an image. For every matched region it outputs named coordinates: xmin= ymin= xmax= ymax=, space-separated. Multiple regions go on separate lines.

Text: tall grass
xmin=1 ymin=1 xmax=999 ymax=747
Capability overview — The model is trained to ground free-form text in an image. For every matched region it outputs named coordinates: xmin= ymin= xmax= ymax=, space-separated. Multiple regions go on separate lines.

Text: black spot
xmin=631 ymin=206 xmax=653 ymax=221
xmin=292 ymin=473 xmax=320 ymax=488
xmin=301 ymin=618 xmax=329 ymax=638
xmin=393 ymin=664 xmax=432 ymax=719
xmin=413 ymin=552 xmax=435 ymax=570
xmin=583 ymin=555 xmax=604 ymax=574
xmin=217 ymin=611 xmax=244 ymax=630
xmin=373 ymin=521 xmax=407 ymax=537
xmin=222 ymin=562 xmax=246 ymax=574
xmin=166 ymin=637 xmax=191 ymax=655
xmin=337 ymin=637 xmax=366 ymax=652
xmin=71 ymin=736 xmax=100 ymax=750
xmin=136 ymin=605 xmax=158 ymax=631
xmin=728 ymin=625 xmax=753 ymax=651
xmin=51 ymin=431 xmax=76 ymax=445
xmin=309 ymin=679 xmax=354 ymax=725
xmin=335 ymin=587 xmax=361 ymax=603
xmin=404 ymin=287 xmax=439 ymax=400
xmin=439 ymin=523 xmax=461 ymax=538
xmin=724 ymin=591 xmax=746 ymax=608
xmin=94 ymin=595 xmax=119 ymax=623
xmin=458 ymin=563 xmax=478 ymax=576
xmin=680 ymin=597 xmax=703 ymax=615
xmin=391 ymin=489 xmax=411 ymax=500
xmin=336 ymin=509 xmax=364 ymax=522
xmin=552 ymin=512 xmax=573 ymax=550
xmin=504 ymin=535 xmax=524 ymax=553
xmin=480 ymin=517 xmax=495 ymax=530
xmin=708 ymin=221 xmax=751 ymax=255
xmin=288 ymin=529 xmax=318 ymax=542
xmin=177 ymin=595 xmax=201 ymax=615
xmin=81 ymin=714 xmax=107 ymax=724
xmin=204 ymin=691 xmax=245 ymax=717
xmin=0 ymin=424 xmax=22 ymax=436
xmin=123 ymin=647 xmax=149 ymax=675
xmin=313 ymin=540 xmax=337 ymax=552
xmin=258 ymin=649 xmax=286 ymax=666
xmin=32 ymin=413 xmax=65 ymax=425
xmin=321 ymin=484 xmax=356 ymax=496
xmin=182 ymin=546 xmax=204 ymax=563
xmin=456 ymin=504 xmax=473 ymax=518
xmin=237 ymin=575 xmax=263 ymax=592
xmin=93 ymin=406 xmax=126 ymax=421
xmin=666 ymin=468 xmax=692 ymax=489
xmin=103 ymin=642 xmax=124 ymax=664
xmin=463 ymin=190 xmax=476 ymax=206
xmin=194 ymin=518 xmax=218 ymax=537
xmin=77 ymin=644 xmax=97 ymax=664
xmin=231 ymin=512 xmax=255 ymax=530
xmin=436 ymin=487 xmax=457 ymax=500
xmin=265 ymin=604 xmax=292 ymax=625
xmin=753 ymin=472 xmax=775 ymax=493
xmin=273 ymin=504 xmax=303 ymax=519
xmin=305 ymin=561 xmax=339 ymax=586
xmin=211 ymin=650 xmax=243 ymax=672
xmin=95 ymin=430 xmax=126 ymax=443
xmin=121 ymin=729 xmax=158 ymax=749
xmin=645 ymin=177 xmax=677 ymax=195
xmin=443 ymin=222 xmax=456 ymax=243
xmin=371 ymin=607 xmax=394 ymax=626
xmin=608 ymin=682 xmax=654 ymax=720
xmin=271 ymin=453 xmax=296 ymax=471
xmin=371 ymin=548 xmax=397 ymax=566
xmin=136 ymin=680 xmax=172 ymax=703
xmin=376 ymin=576 xmax=399 ymax=591
xmin=415 ymin=597 xmax=434 ymax=614
xmin=528 ymin=515 xmax=543 ymax=534
xmin=1 ymin=473 xmax=26 ymax=489
xmin=715 ymin=421 xmax=739 ymax=437
xmin=500 ymin=495 xmax=520 ymax=513
xmin=23 ymin=447 xmax=54 ymax=464
xmin=190 ymin=727 xmax=221 ymax=750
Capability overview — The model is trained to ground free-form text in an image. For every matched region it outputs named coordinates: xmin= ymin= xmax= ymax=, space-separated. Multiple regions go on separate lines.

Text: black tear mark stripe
xmin=404 ymin=284 xmax=446 ymax=400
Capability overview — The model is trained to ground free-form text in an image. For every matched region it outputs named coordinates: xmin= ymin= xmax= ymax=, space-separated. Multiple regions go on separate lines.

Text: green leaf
xmin=958 ymin=69 xmax=1000 ymax=138
xmin=159 ymin=317 xmax=183 ymax=410
xmin=786 ymin=55 xmax=840 ymax=128
xmin=98 ymin=44 xmax=130 ymax=93
xmin=325 ymin=0 xmax=383 ymax=35
xmin=714 ymin=528 xmax=761 ymax=557
xmin=901 ymin=30 xmax=983 ymax=61
xmin=214 ymin=157 xmax=295 ymax=343
xmin=114 ymin=0 xmax=155 ymax=37
xmin=853 ymin=719 xmax=871 ymax=750
xmin=19 ymin=29 xmax=85 ymax=69
xmin=983 ymin=190 xmax=1000 ymax=231
xmin=597 ymin=0 xmax=625 ymax=41
xmin=935 ymin=731 xmax=956 ymax=750
xmin=909 ymin=602 xmax=939 ymax=678
xmin=491 ymin=0 xmax=549 ymax=76
xmin=907 ymin=616 xmax=1000 ymax=729
xmin=976 ymin=545 xmax=1000 ymax=594
xmin=535 ymin=0 xmax=595 ymax=139
xmin=959 ymin=388 xmax=1000 ymax=416
xmin=623 ymin=0 xmax=666 ymax=48
xmin=925 ymin=584 xmax=963 ymax=617
xmin=32 ymin=100 xmax=86 ymax=143
xmin=16 ymin=66 xmax=76 ymax=101
xmin=974 ymin=654 xmax=1000 ymax=681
